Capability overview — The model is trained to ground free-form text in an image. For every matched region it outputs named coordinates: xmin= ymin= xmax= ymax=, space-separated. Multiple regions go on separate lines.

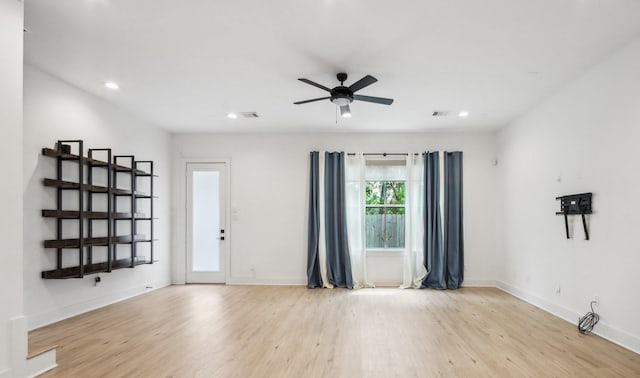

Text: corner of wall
xmin=496 ymin=281 xmax=640 ymax=354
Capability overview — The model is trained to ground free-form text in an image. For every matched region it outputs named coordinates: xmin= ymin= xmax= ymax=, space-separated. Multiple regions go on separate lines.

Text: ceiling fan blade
xmin=349 ymin=75 xmax=378 ymax=92
xmin=294 ymin=96 xmax=330 ymax=105
xmin=298 ymin=78 xmax=331 ymax=92
xmin=354 ymin=94 xmax=394 ymax=105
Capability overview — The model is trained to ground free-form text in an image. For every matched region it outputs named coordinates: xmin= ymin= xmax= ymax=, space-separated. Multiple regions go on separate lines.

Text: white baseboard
xmin=227 ymin=276 xmax=306 ymax=285
xmin=0 ymin=365 xmax=54 ymax=378
xmin=5 ymin=316 xmax=57 ymax=378
xmin=462 ymin=279 xmax=497 ymax=287
xmin=28 ymin=279 xmax=171 ymax=330
xmin=496 ymin=280 xmax=640 ymax=355
xmin=26 ymin=350 xmax=57 ymax=378
xmin=225 ymin=277 xmax=496 ymax=287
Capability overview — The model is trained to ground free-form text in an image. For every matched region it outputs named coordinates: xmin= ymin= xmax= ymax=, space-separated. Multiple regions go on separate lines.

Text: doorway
xmin=186 ymin=162 xmax=227 ymax=283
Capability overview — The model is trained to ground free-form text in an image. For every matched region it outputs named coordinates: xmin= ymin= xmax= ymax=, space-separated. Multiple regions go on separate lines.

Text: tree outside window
xmin=365 ymin=181 xmax=405 ymax=249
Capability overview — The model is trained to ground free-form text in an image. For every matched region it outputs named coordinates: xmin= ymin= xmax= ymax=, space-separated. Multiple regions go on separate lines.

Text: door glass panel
xmin=192 ymin=171 xmax=220 ymax=271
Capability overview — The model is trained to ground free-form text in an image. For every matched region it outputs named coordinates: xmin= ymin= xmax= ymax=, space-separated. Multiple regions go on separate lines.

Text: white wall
xmin=172 ymin=132 xmax=498 ymax=287
xmin=23 ymin=65 xmax=172 ymax=330
xmin=497 ymin=36 xmax=640 ymax=352
xmin=0 ymin=0 xmax=24 ymax=376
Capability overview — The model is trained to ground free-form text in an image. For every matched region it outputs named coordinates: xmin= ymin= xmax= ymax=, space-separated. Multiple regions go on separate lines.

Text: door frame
xmin=182 ymin=158 xmax=231 ymax=284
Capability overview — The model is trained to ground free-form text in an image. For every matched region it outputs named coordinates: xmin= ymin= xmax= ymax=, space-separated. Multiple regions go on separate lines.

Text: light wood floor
xmin=30 ymin=285 xmax=640 ymax=377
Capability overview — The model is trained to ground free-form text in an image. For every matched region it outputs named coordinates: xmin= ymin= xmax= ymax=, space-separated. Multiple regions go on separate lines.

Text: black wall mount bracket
xmin=556 ymin=192 xmax=592 ymax=240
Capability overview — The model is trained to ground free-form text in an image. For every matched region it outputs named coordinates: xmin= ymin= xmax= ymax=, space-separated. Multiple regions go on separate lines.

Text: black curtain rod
xmin=346 ymin=152 xmax=421 ymax=156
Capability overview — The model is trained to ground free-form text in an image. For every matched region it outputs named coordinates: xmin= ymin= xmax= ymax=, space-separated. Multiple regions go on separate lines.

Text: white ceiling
xmin=24 ymin=0 xmax=640 ymax=133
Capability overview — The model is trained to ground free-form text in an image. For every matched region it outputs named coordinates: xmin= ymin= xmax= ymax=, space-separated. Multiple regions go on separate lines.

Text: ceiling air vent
xmin=240 ymin=112 xmax=259 ymax=118
xmin=432 ymin=110 xmax=450 ymax=117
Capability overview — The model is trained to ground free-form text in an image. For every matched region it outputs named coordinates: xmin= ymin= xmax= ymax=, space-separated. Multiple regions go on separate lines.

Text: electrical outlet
xmin=555 ymin=285 xmax=561 ymax=294
xmin=594 ymin=296 xmax=600 ymax=307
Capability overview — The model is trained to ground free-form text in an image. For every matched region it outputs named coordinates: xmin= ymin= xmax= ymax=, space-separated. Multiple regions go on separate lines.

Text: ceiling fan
xmin=294 ymin=73 xmax=394 ymax=118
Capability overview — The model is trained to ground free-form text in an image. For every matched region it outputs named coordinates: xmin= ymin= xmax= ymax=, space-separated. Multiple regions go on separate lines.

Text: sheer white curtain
xmin=346 ymin=153 xmax=424 ymax=289
xmin=401 ymin=153 xmax=426 ymax=288
xmin=345 ymin=153 xmax=373 ymax=289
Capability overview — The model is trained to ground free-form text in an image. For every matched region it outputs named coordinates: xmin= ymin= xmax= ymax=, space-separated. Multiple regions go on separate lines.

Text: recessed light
xmin=458 ymin=111 xmax=469 ymax=118
xmin=104 ymin=81 xmax=119 ymax=90
xmin=227 ymin=113 xmax=238 ymax=119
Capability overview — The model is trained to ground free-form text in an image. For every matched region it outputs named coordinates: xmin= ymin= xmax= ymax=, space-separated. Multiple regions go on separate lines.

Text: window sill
xmin=365 ymin=249 xmax=405 ymax=257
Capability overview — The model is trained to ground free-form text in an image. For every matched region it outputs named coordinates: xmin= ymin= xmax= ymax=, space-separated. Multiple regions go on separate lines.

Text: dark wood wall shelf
xmin=41 ymin=210 xmax=147 ymax=219
xmin=42 ymin=147 xmax=147 ymax=174
xmin=43 ymin=235 xmax=148 ymax=249
xmin=41 ymin=257 xmax=151 ymax=279
xmin=43 ymin=178 xmax=139 ymax=195
xmin=41 ymin=140 xmax=157 ymax=279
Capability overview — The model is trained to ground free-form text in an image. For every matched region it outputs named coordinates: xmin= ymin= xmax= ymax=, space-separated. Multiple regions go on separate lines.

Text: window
xmin=365 ymin=161 xmax=406 ymax=249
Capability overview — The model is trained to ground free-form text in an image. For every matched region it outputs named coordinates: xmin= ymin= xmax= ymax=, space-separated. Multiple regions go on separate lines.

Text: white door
xmin=186 ymin=162 xmax=227 ymax=283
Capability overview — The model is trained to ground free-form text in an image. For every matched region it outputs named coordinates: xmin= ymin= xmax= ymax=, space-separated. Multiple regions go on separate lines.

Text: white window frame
xmin=364 ymin=161 xmax=407 ymax=252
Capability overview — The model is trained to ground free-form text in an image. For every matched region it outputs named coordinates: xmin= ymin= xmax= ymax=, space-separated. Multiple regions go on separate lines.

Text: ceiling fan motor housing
xmin=331 ymin=86 xmax=353 ymax=106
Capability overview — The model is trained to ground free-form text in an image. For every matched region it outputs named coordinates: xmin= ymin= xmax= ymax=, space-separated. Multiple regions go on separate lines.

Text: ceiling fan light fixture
xmin=331 ymin=97 xmax=351 ymax=107
xmin=458 ymin=110 xmax=470 ymax=117
xmin=340 ymin=104 xmax=351 ymax=118
xmin=227 ymin=112 xmax=238 ymax=119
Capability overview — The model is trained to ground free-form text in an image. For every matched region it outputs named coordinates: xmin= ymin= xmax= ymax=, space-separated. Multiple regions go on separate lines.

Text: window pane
xmin=192 ymin=171 xmax=220 ymax=271
xmin=365 ymin=207 xmax=381 ymax=215
xmin=366 ymin=181 xmax=405 ymax=205
xmin=365 ymin=164 xmax=406 ymax=181
xmin=365 ymin=207 xmax=405 ymax=249
xmin=366 ymin=182 xmax=384 ymax=205
xmin=384 ymin=182 xmax=405 ymax=205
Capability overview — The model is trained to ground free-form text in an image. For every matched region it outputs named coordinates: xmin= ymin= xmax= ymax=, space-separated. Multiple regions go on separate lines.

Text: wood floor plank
xmin=29 ymin=285 xmax=640 ymax=377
